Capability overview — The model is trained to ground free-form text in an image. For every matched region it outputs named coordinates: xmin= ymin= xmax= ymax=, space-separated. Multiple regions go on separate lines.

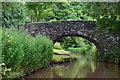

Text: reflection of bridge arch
xmin=18 ymin=20 xmax=120 ymax=61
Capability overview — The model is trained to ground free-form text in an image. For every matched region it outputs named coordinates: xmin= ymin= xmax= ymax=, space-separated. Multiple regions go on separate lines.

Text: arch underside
xmin=53 ymin=34 xmax=99 ymax=50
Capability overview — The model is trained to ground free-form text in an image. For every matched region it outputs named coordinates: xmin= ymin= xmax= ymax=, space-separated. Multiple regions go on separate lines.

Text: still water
xmin=25 ymin=54 xmax=119 ymax=78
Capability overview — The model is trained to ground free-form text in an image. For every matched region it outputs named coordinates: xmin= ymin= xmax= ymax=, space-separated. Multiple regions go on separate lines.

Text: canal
xmin=25 ymin=54 xmax=120 ymax=78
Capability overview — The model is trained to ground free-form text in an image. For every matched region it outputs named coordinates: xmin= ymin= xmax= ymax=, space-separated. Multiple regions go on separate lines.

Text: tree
xmin=47 ymin=2 xmax=93 ymax=21
xmin=25 ymin=2 xmax=54 ymax=22
xmin=82 ymin=2 xmax=120 ymax=31
xmin=48 ymin=2 xmax=79 ymax=21
xmin=2 ymin=2 xmax=28 ymax=28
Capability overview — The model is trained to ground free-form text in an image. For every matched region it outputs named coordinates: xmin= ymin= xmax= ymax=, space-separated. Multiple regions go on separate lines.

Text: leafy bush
xmin=2 ymin=28 xmax=53 ymax=78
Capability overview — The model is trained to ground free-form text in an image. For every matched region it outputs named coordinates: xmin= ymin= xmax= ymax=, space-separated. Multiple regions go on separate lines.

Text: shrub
xmin=2 ymin=28 xmax=53 ymax=78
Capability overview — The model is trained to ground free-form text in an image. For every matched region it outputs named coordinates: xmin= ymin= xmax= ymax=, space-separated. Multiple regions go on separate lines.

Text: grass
xmin=53 ymin=49 xmax=71 ymax=55
xmin=52 ymin=49 xmax=71 ymax=63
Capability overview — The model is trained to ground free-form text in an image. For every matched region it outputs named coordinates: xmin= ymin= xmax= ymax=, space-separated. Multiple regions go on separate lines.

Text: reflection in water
xmin=25 ymin=54 xmax=119 ymax=78
xmin=53 ymin=54 xmax=97 ymax=78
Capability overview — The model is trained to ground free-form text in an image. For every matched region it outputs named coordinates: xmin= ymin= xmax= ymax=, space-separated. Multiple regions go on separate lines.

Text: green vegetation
xmin=53 ymin=49 xmax=71 ymax=55
xmin=2 ymin=2 xmax=28 ymax=28
xmin=53 ymin=37 xmax=97 ymax=65
xmin=1 ymin=1 xmax=120 ymax=79
xmin=57 ymin=37 xmax=97 ymax=56
xmin=2 ymin=2 xmax=93 ymax=27
xmin=2 ymin=2 xmax=119 ymax=31
xmin=1 ymin=28 xmax=53 ymax=78
xmin=82 ymin=2 xmax=119 ymax=31
xmin=54 ymin=42 xmax=63 ymax=50
xmin=52 ymin=49 xmax=72 ymax=64
xmin=25 ymin=2 xmax=54 ymax=22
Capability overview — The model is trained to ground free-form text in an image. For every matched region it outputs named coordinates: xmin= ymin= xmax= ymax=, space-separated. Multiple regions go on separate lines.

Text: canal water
xmin=25 ymin=54 xmax=120 ymax=78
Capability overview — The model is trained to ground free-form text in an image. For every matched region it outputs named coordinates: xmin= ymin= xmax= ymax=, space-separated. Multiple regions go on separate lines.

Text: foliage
xmin=1 ymin=3 xmax=120 ymax=78
xmin=25 ymin=2 xmax=92 ymax=22
xmin=69 ymin=2 xmax=93 ymax=20
xmin=2 ymin=2 xmax=119 ymax=31
xmin=2 ymin=28 xmax=53 ymax=78
xmin=25 ymin=2 xmax=54 ymax=22
xmin=68 ymin=48 xmax=87 ymax=54
xmin=82 ymin=2 xmax=120 ymax=31
xmin=2 ymin=2 xmax=28 ymax=28
xmin=50 ymin=2 xmax=78 ymax=21
xmin=48 ymin=2 xmax=92 ymax=21
xmin=57 ymin=37 xmax=97 ymax=56
xmin=57 ymin=37 xmax=78 ymax=49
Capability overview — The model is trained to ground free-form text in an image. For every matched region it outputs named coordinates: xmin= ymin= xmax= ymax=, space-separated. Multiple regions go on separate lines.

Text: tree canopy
xmin=82 ymin=2 xmax=120 ymax=31
xmin=2 ymin=2 xmax=119 ymax=31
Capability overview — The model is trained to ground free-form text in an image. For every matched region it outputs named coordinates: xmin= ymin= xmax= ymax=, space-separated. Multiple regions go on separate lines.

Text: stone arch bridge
xmin=17 ymin=20 xmax=120 ymax=61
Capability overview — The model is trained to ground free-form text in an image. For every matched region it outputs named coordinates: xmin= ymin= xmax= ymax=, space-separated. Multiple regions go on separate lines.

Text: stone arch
xmin=53 ymin=34 xmax=100 ymax=56
xmin=21 ymin=20 xmax=120 ymax=61
xmin=53 ymin=34 xmax=99 ymax=49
